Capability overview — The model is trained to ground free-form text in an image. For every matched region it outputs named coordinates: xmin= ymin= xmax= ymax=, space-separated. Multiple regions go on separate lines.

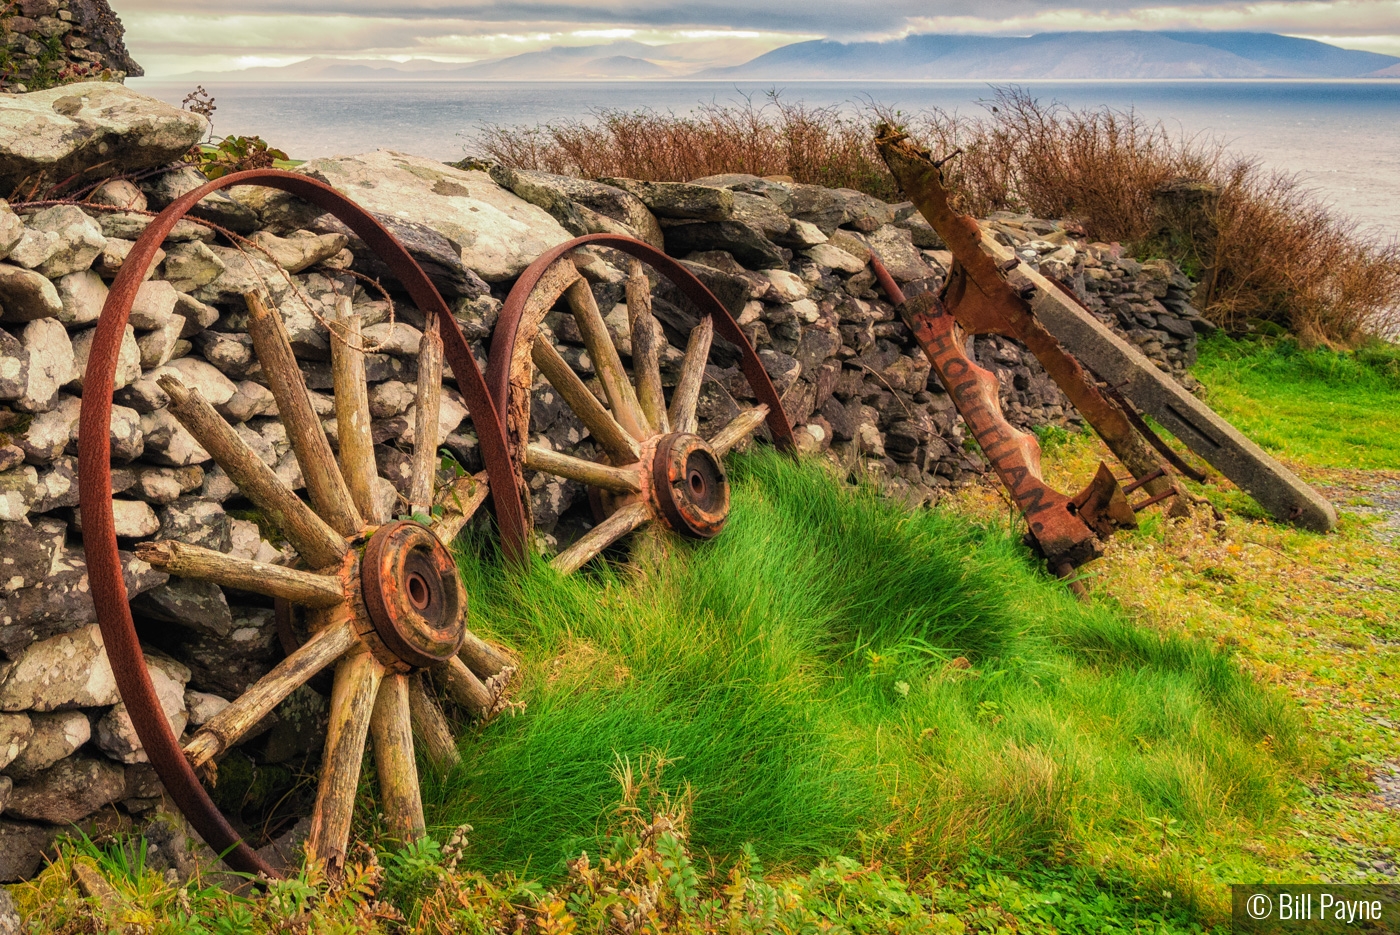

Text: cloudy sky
xmin=117 ymin=0 xmax=1400 ymax=77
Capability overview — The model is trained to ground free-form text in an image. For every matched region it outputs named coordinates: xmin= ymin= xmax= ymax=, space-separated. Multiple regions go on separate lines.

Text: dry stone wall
xmin=0 ymin=83 xmax=1213 ymax=878
xmin=0 ymin=0 xmax=141 ymax=93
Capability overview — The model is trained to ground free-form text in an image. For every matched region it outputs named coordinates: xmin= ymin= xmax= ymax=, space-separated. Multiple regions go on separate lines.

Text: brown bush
xmin=476 ymin=88 xmax=1399 ymax=345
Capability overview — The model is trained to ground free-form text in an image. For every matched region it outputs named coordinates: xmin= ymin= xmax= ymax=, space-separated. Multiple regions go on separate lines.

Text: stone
xmin=775 ymin=219 xmax=827 ymax=247
xmin=866 ymin=225 xmax=934 ymax=282
xmin=139 ymin=408 xmax=210 ymax=467
xmin=401 ymin=390 xmax=468 ymax=448
xmin=176 ymin=606 xmax=279 ymax=696
xmin=157 ymin=496 xmax=232 ymax=552
xmin=759 ymin=348 xmax=802 ymax=395
xmin=0 ymin=83 xmax=206 ymax=194
xmin=362 ymin=321 xmax=422 ymax=357
xmin=144 ymin=165 xmax=259 ymax=234
xmin=190 ymin=244 xmax=286 ymax=306
xmin=788 ymin=184 xmax=894 ymax=234
xmin=666 ymin=221 xmax=785 ymax=270
xmin=218 ymin=380 xmax=276 ymax=423
xmin=164 ymin=356 xmax=236 ymax=407
xmin=292 ymin=151 xmax=571 ymax=281
xmin=129 ymin=465 xmax=203 ymax=505
xmin=758 ymin=269 xmax=809 ymax=303
xmin=0 ymin=713 xmax=32 ymax=770
xmin=5 ymin=755 xmax=128 ymax=824
xmin=0 ymin=624 xmax=119 ymax=709
xmin=28 ymin=457 xmax=77 ymax=512
xmin=485 ymin=165 xmax=664 ymax=249
xmin=369 ymin=380 xmax=414 ymax=419
xmin=53 ymin=269 xmax=107 ymax=326
xmin=95 ymin=654 xmax=190 ymax=764
xmin=73 ymin=497 xmax=159 ymax=537
xmin=160 ymin=241 xmax=226 ymax=293
xmin=5 ymin=711 xmax=89 ymax=779
xmin=600 ymin=178 xmax=734 ymax=220
xmin=15 ymin=394 xmax=77 ymax=463
xmin=13 ymin=318 xmax=72 ymax=413
xmin=0 ymin=447 xmax=20 ymax=473
xmin=0 ymin=465 xmax=39 ymax=518
xmin=174 ymin=292 xmax=219 ymax=338
xmin=0 ymin=517 xmax=64 ymax=594
xmin=0 ymin=548 xmax=165 ymax=656
xmin=247 ymin=229 xmax=348 ymax=273
xmin=0 ymin=263 xmax=62 ymax=323
xmin=191 ymin=330 xmax=256 ymax=380
xmin=137 ymin=314 xmax=184 ymax=369
xmin=93 ymin=236 xmax=164 ymax=281
xmin=730 ymin=191 xmax=792 ymax=238
xmin=0 ymin=821 xmax=58 ymax=882
xmin=0 ymin=203 xmax=23 ymax=261
xmin=0 ymin=329 xmax=26 ymax=400
xmin=133 ymin=575 xmax=232 ymax=637
xmin=804 ymin=243 xmax=867 ymax=274
xmin=14 ymin=205 xmax=105 ymax=278
xmin=68 ymin=323 xmax=140 ymax=391
xmin=128 ymin=279 xmax=179 ymax=330
xmin=184 ymin=690 xmax=229 ymax=727
xmin=89 ymin=178 xmax=147 ymax=212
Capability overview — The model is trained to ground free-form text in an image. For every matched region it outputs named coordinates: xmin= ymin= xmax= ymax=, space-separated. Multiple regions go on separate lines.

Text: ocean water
xmin=130 ymin=79 xmax=1400 ymax=237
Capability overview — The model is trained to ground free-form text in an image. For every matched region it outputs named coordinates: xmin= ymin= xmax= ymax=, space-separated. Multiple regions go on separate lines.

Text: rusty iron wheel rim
xmin=77 ymin=168 xmax=526 ymax=879
xmin=362 ymin=521 xmax=467 ymax=669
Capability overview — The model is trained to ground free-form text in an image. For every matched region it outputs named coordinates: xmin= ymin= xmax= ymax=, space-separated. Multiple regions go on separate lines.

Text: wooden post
xmin=330 ymin=297 xmax=382 ymax=523
xmin=307 ymin=648 xmax=384 ymax=874
xmin=410 ymin=310 xmax=444 ymax=516
xmin=669 ymin=317 xmax=713 ymax=436
xmin=370 ymin=673 xmax=427 ymax=842
xmin=627 ymin=260 xmax=668 ymax=434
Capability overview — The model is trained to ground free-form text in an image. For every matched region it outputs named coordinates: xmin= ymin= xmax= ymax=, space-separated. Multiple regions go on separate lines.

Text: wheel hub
xmin=361 ymin=521 xmax=467 ymax=668
xmin=649 ymin=433 xmax=730 ymax=539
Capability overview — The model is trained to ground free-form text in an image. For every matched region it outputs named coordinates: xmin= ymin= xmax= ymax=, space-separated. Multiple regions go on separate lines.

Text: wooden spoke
xmin=246 ymin=292 xmax=364 ymax=537
xmin=668 ymin=316 xmax=713 ymax=436
xmin=410 ymin=309 xmax=444 ymax=515
xmin=330 ymin=298 xmax=382 ymax=524
xmin=158 ymin=375 xmax=348 ymax=570
xmin=438 ymin=655 xmax=492 ymax=719
xmin=459 ymin=631 xmax=511 ymax=680
xmin=551 ymin=500 xmax=652 ymax=575
xmin=370 ymin=673 xmax=426 ymax=843
xmin=626 ymin=260 xmax=668 ymax=435
xmin=136 ymin=540 xmax=344 ymax=608
xmin=184 ymin=616 xmax=357 ymax=769
xmin=307 ymin=649 xmax=385 ymax=874
xmin=565 ymin=277 xmax=648 ymax=440
xmin=709 ymin=404 xmax=770 ymax=457
xmin=532 ymin=337 xmax=640 ymax=465
xmin=524 ymin=444 xmax=642 ymax=494
xmin=406 ymin=672 xmax=460 ymax=768
xmin=431 ymin=470 xmax=490 ymax=546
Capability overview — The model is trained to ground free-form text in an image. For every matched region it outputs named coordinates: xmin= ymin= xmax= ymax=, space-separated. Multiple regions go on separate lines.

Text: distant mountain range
xmin=157 ymin=32 xmax=1400 ymax=83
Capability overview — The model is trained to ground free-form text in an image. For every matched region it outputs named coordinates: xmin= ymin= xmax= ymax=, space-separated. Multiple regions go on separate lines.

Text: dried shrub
xmin=476 ymin=87 xmax=1400 ymax=345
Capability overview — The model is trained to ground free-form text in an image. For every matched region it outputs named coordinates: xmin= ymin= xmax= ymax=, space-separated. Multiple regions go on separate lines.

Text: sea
xmin=128 ymin=79 xmax=1400 ymax=238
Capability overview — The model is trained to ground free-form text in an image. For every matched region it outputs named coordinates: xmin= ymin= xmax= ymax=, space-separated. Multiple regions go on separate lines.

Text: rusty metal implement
xmin=870 ymin=260 xmax=1134 ymax=580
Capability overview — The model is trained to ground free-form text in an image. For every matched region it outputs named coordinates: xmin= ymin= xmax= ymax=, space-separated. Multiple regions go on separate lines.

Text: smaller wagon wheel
xmin=134 ymin=291 xmax=508 ymax=873
xmin=487 ymin=235 xmax=797 ymax=573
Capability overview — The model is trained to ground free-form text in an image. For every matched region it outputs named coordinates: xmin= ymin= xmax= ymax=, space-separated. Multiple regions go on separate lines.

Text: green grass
xmin=1191 ymin=334 xmax=1400 ymax=469
xmin=410 ymin=451 xmax=1307 ymax=919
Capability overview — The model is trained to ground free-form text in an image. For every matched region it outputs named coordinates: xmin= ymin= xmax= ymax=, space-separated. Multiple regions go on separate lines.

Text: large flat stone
xmin=0 ymin=83 xmax=206 ymax=195
xmin=294 ymin=151 xmax=571 ymax=281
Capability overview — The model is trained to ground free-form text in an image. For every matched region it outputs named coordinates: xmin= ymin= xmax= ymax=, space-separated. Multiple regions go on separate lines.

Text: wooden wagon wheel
xmin=485 ymin=234 xmax=797 ymax=572
xmin=78 ymin=170 xmax=526 ymax=879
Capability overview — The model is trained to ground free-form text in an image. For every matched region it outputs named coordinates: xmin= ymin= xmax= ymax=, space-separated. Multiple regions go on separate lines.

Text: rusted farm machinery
xmin=77 ymin=145 xmax=1335 ymax=881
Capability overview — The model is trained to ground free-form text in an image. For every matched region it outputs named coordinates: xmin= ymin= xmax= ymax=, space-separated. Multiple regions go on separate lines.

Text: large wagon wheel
xmin=78 ymin=170 xmax=527 ymax=878
xmin=486 ymin=235 xmax=797 ymax=572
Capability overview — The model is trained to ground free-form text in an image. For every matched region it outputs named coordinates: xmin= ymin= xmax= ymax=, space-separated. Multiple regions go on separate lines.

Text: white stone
xmin=246 ymin=229 xmax=348 ymax=274
xmin=15 ymin=205 xmax=105 ymax=278
xmin=69 ymin=323 xmax=140 ymax=391
xmin=137 ymin=314 xmax=184 ymax=369
xmin=362 ymin=321 xmax=423 ymax=357
xmin=0 ymin=713 xmax=31 ymax=770
xmin=95 ymin=654 xmax=190 ymax=764
xmin=184 ymin=690 xmax=230 ymax=727
xmin=15 ymin=394 xmax=78 ymax=463
xmin=128 ymin=280 xmax=179 ymax=330
xmin=0 ymin=263 xmax=63 ymax=323
xmin=228 ymin=518 xmax=262 ymax=560
xmin=165 ymin=357 xmax=237 ymax=406
xmin=6 ymin=711 xmax=89 ymax=777
xmin=140 ymin=408 xmax=210 ymax=467
xmin=401 ymin=390 xmax=468 ymax=448
xmin=288 ymin=151 xmax=571 ymax=281
xmin=784 ymin=219 xmax=828 ymax=247
xmin=759 ymin=269 xmax=809 ymax=303
xmin=804 ymin=243 xmax=867 ymax=274
xmin=89 ymin=179 xmax=148 ymax=213
xmin=0 ymin=624 xmax=120 ymax=711
xmin=53 ymin=269 xmax=107 ymax=325
xmin=73 ymin=498 xmax=159 ymax=538
xmin=161 ymin=241 xmax=226 ymax=293
xmin=0 ymin=201 xmax=23 ymax=260
xmin=14 ymin=318 xmax=73 ymax=413
xmin=790 ymin=299 xmax=821 ymax=323
xmin=368 ymin=381 xmax=414 ymax=419
xmin=0 ymin=466 xmax=37 ymax=521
